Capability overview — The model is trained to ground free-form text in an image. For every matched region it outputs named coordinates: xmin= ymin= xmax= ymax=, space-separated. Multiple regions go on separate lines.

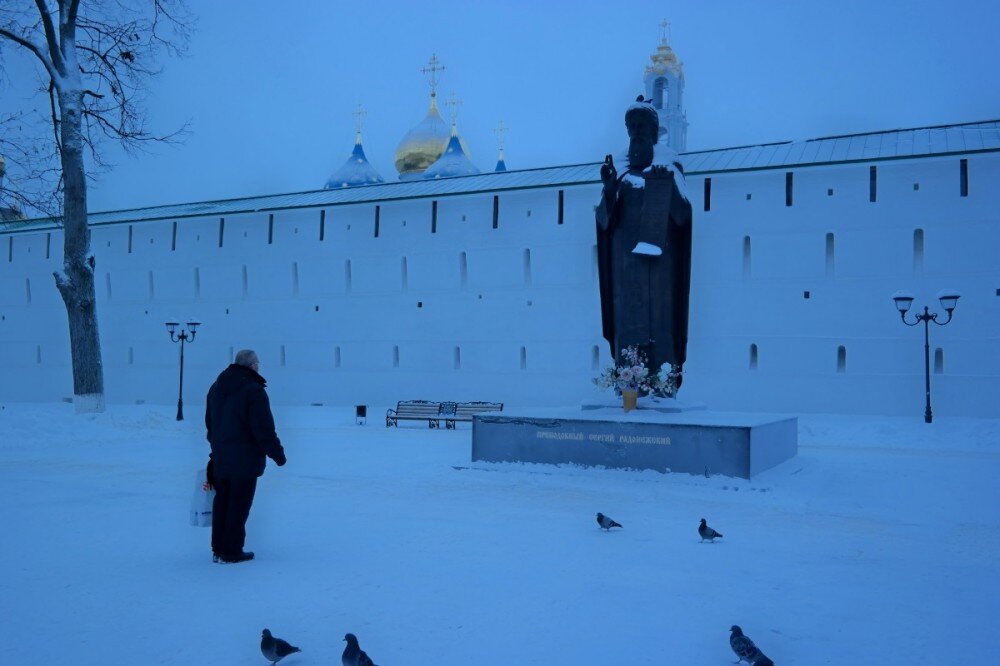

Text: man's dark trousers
xmin=211 ymin=477 xmax=258 ymax=557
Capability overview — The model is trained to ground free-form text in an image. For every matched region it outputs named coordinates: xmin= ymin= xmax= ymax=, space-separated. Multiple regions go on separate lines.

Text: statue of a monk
xmin=596 ymin=96 xmax=693 ymax=395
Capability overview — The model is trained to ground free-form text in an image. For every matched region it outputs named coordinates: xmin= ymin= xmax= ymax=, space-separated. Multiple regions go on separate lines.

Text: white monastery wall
xmin=1 ymin=152 xmax=997 ymax=417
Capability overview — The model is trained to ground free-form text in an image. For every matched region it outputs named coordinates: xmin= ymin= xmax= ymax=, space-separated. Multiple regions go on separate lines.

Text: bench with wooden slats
xmin=385 ymin=400 xmax=444 ymax=428
xmin=442 ymin=401 xmax=504 ymax=429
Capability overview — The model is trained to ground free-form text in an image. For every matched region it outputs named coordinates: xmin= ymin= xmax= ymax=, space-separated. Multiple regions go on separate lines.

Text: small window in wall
xmin=785 ymin=172 xmax=794 ymax=207
xmin=431 ymin=200 xmax=438 ymax=233
xmin=746 ymin=193 xmax=752 ymax=201
xmin=453 ymin=346 xmax=461 ymax=370
xmin=25 ymin=278 xmax=31 ymax=305
xmin=241 ymin=265 xmax=248 ymax=299
xmin=291 ymin=262 xmax=299 ymax=296
xmin=459 ymin=252 xmax=468 ymax=290
xmin=128 ymin=225 xmax=133 ymax=253
xmin=837 ymin=345 xmax=847 ymax=373
xmin=519 ymin=346 xmax=527 ymax=370
xmin=749 ymin=343 xmax=758 ymax=370
xmin=374 ymin=205 xmax=381 ymax=237
xmin=934 ymin=347 xmax=944 ymax=374
xmin=334 ymin=346 xmax=341 ymax=368
xmin=591 ymin=345 xmax=600 ymax=371
xmin=105 ymin=273 xmax=113 ymax=300
xmin=492 ymin=195 xmax=499 ymax=229
xmin=742 ymin=236 xmax=751 ymax=279
xmin=128 ymin=347 xmax=134 ymax=365
xmin=523 ymin=248 xmax=532 ymax=286
xmin=36 ymin=345 xmax=42 ymax=364
xmin=345 ymin=259 xmax=352 ymax=293
xmin=825 ymin=232 xmax=835 ymax=278
xmin=171 ymin=221 xmax=177 ymax=251
xmin=194 ymin=267 xmax=201 ymax=298
xmin=401 ymin=256 xmax=409 ymax=291
xmin=147 ymin=271 xmax=155 ymax=301
xmin=592 ymin=244 xmax=599 ymax=282
xmin=869 ymin=166 xmax=877 ymax=202
xmin=703 ymin=178 xmax=712 ymax=212
xmin=557 ymin=190 xmax=565 ymax=224
xmin=913 ymin=183 xmax=920 ymax=191
xmin=218 ymin=217 xmax=225 ymax=247
xmin=319 ymin=209 xmax=326 ymax=241
xmin=267 ymin=214 xmax=274 ymax=244
xmin=280 ymin=344 xmax=286 ymax=367
xmin=6 ymin=236 xmax=11 ymax=262
xmin=827 ymin=188 xmax=834 ymax=196
xmin=960 ymin=158 xmax=969 ymax=197
xmin=913 ymin=229 xmax=925 ymax=274
xmin=392 ymin=345 xmax=400 ymax=368
xmin=45 ymin=232 xmax=51 ymax=259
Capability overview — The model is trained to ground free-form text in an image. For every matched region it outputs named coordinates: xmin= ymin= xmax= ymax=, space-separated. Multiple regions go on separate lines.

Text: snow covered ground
xmin=1 ymin=403 xmax=997 ymax=664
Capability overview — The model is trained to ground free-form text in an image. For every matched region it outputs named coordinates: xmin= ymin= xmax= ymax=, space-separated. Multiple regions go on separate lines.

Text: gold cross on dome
xmin=659 ymin=19 xmax=671 ymax=43
xmin=352 ymin=104 xmax=367 ymax=135
xmin=493 ymin=119 xmax=509 ymax=151
xmin=421 ymin=53 xmax=446 ymax=96
xmin=444 ymin=91 xmax=463 ymax=124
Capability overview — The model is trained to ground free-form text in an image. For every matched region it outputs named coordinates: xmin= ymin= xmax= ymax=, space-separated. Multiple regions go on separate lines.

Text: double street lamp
xmin=891 ymin=290 xmax=960 ymax=424
xmin=165 ymin=320 xmax=201 ymax=421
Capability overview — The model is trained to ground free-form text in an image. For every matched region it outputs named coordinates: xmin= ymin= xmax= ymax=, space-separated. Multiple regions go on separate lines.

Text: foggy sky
xmin=2 ymin=0 xmax=999 ymax=214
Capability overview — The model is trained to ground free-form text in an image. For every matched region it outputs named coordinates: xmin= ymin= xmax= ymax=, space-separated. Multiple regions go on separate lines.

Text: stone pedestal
xmin=471 ymin=407 xmax=797 ymax=479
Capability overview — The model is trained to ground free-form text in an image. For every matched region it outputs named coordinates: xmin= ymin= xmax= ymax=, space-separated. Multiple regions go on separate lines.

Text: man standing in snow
xmin=204 ymin=349 xmax=286 ymax=563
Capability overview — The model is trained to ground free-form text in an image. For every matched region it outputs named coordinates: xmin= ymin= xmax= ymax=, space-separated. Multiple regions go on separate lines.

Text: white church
xmin=1 ymin=33 xmax=998 ymax=418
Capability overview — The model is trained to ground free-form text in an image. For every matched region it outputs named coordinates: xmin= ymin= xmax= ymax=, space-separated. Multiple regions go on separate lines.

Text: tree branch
xmin=0 ymin=27 xmax=60 ymax=84
xmin=34 ymin=0 xmax=66 ymax=75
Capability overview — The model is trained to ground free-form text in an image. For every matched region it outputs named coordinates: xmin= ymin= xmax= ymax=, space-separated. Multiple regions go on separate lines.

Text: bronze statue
xmin=596 ymin=96 xmax=693 ymax=395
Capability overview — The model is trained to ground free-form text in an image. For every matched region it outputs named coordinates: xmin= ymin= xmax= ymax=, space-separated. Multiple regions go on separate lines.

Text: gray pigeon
xmin=730 ymin=625 xmax=764 ymax=664
xmin=699 ymin=518 xmax=723 ymax=542
xmin=343 ymin=633 xmax=378 ymax=666
xmin=596 ymin=512 xmax=622 ymax=530
xmin=261 ymin=628 xmax=301 ymax=665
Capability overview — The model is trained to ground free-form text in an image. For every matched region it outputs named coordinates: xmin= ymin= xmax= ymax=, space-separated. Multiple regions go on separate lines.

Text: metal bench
xmin=385 ymin=400 xmax=504 ymax=428
xmin=385 ymin=400 xmax=444 ymax=428
xmin=442 ymin=401 xmax=504 ymax=429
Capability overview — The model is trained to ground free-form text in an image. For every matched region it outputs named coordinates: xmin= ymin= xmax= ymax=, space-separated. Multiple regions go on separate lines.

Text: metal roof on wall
xmin=4 ymin=119 xmax=998 ymax=233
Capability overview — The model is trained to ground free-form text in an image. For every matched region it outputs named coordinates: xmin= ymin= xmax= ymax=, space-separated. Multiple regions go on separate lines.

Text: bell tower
xmin=643 ymin=21 xmax=688 ymax=153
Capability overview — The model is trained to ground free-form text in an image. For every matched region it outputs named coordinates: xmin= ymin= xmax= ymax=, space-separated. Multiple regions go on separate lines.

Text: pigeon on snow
xmin=699 ymin=518 xmax=723 ymax=542
xmin=261 ymin=628 xmax=301 ymax=665
xmin=596 ymin=512 xmax=622 ymax=530
xmin=730 ymin=625 xmax=765 ymax=664
xmin=343 ymin=632 xmax=378 ymax=666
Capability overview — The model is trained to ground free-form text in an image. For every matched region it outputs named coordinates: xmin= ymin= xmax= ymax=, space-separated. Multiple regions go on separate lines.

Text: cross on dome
xmin=421 ymin=53 xmax=446 ymax=98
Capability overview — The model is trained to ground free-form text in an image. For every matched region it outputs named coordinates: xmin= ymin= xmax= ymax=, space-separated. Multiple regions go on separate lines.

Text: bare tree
xmin=0 ymin=1 xmax=192 ymax=412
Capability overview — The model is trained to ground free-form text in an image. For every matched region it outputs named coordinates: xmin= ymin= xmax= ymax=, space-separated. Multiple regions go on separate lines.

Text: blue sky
xmin=3 ymin=0 xmax=999 ymax=212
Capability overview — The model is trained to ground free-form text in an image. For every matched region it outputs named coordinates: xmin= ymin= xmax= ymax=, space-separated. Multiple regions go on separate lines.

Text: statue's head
xmin=625 ymin=95 xmax=659 ymax=172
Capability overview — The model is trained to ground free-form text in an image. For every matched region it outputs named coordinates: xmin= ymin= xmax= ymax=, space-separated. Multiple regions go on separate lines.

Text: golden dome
xmin=394 ymin=95 xmax=451 ymax=180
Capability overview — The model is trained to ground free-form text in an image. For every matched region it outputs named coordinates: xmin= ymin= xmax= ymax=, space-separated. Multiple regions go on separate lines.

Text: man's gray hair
xmin=234 ymin=349 xmax=259 ymax=368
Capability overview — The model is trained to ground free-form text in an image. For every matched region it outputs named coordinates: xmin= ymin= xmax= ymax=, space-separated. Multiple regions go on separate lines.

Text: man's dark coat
xmin=205 ymin=364 xmax=286 ymax=479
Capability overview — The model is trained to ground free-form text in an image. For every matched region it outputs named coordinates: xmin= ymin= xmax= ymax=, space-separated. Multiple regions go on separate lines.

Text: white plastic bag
xmin=189 ymin=469 xmax=214 ymax=527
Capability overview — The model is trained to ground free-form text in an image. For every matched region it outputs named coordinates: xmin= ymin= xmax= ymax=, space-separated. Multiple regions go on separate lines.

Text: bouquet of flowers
xmin=657 ymin=363 xmax=681 ymax=398
xmin=593 ymin=345 xmax=661 ymax=394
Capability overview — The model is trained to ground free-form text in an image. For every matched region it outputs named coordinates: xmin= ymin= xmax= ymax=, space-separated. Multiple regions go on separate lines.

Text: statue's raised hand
xmin=600 ymin=154 xmax=617 ymax=188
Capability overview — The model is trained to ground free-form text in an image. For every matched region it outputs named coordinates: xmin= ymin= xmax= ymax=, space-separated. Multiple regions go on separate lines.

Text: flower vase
xmin=622 ymin=389 xmax=638 ymax=412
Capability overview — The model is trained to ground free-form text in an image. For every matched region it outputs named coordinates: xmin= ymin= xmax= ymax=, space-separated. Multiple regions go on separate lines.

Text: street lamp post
xmin=892 ymin=290 xmax=960 ymax=424
xmin=165 ymin=320 xmax=201 ymax=421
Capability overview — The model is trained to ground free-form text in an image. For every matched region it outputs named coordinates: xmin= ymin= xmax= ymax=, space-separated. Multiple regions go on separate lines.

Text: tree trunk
xmin=53 ymin=89 xmax=105 ymax=413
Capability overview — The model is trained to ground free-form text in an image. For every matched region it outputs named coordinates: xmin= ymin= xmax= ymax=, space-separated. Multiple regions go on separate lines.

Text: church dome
xmin=394 ymin=95 xmax=451 ymax=180
xmin=325 ymin=133 xmax=384 ymax=189
xmin=423 ymin=125 xmax=480 ymax=179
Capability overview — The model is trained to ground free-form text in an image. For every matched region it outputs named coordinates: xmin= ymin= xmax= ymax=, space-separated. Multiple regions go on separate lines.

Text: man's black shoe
xmin=217 ymin=551 xmax=255 ymax=564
